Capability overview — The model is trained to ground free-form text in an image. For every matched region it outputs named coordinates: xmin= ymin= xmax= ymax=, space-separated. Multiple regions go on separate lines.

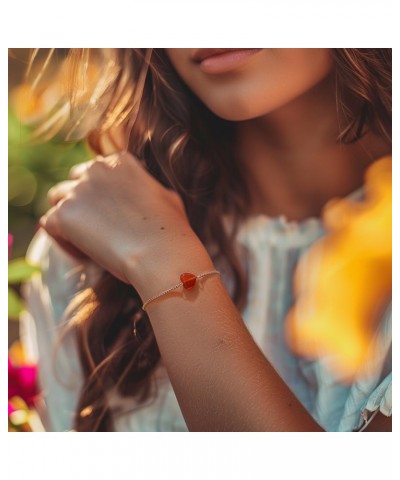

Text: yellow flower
xmin=285 ymin=156 xmax=391 ymax=381
xmin=10 ymin=51 xmax=119 ymax=141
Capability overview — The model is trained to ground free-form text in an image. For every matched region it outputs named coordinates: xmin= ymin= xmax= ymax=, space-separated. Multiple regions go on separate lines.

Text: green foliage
xmin=8 ymin=107 xmax=93 ymax=258
xmin=8 ymin=258 xmax=40 ymax=283
xmin=8 ymin=105 xmax=93 ymax=324
xmin=8 ymin=288 xmax=25 ymax=320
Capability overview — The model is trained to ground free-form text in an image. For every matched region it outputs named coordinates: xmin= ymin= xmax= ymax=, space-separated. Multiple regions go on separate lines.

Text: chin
xmin=212 ymin=109 xmax=259 ymax=122
xmin=205 ymin=98 xmax=267 ymax=122
xmin=202 ymin=90 xmax=281 ymax=122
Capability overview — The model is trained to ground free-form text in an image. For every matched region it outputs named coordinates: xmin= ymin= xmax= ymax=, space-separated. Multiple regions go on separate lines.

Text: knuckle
xmin=89 ymin=157 xmax=110 ymax=176
xmin=41 ymin=209 xmax=61 ymax=237
xmin=57 ymin=197 xmax=75 ymax=223
xmin=98 ymin=153 xmax=119 ymax=168
xmin=69 ymin=157 xmax=105 ymax=179
xmin=68 ymin=164 xmax=79 ymax=178
xmin=47 ymin=186 xmax=56 ymax=202
xmin=70 ymin=160 xmax=91 ymax=176
xmin=44 ymin=211 xmax=57 ymax=230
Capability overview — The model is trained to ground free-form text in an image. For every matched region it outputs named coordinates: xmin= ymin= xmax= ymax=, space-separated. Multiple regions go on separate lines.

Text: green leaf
xmin=8 ymin=258 xmax=40 ymax=283
xmin=8 ymin=288 xmax=24 ymax=320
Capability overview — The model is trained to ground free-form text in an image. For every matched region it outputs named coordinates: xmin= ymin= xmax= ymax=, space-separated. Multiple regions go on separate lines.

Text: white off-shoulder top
xmin=20 ymin=191 xmax=392 ymax=432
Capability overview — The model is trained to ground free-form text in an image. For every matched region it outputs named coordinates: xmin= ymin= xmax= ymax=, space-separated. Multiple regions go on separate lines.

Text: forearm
xmin=127 ymin=235 xmax=324 ymax=432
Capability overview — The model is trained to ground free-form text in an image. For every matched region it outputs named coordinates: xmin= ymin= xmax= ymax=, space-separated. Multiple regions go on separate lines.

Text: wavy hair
xmin=23 ymin=48 xmax=391 ymax=431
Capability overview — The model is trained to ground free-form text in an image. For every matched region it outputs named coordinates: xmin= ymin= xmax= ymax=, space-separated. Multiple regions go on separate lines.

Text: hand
xmin=40 ymin=152 xmax=211 ymax=297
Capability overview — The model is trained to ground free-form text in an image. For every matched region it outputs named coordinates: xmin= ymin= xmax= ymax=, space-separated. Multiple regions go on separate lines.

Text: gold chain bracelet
xmin=141 ymin=270 xmax=220 ymax=311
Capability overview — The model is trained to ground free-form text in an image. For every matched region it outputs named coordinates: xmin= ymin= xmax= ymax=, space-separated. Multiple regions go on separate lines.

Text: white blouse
xmin=21 ymin=195 xmax=392 ymax=432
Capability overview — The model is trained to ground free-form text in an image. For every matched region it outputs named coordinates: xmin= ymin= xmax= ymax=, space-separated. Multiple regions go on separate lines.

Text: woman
xmin=21 ymin=48 xmax=392 ymax=431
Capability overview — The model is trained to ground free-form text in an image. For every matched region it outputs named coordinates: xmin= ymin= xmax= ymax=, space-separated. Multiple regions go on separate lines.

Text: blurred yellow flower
xmin=10 ymin=80 xmax=66 ymax=132
xmin=8 ymin=340 xmax=32 ymax=366
xmin=285 ymin=156 xmax=391 ymax=381
xmin=9 ymin=49 xmax=121 ymax=142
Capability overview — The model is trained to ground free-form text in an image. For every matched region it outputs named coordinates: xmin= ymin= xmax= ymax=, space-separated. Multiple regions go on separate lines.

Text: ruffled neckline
xmin=226 ymin=185 xmax=366 ymax=245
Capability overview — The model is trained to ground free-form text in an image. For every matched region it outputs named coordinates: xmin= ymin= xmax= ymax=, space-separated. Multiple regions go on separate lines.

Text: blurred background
xmin=8 ymin=49 xmax=92 ymax=346
xmin=8 ymin=49 xmax=94 ymax=430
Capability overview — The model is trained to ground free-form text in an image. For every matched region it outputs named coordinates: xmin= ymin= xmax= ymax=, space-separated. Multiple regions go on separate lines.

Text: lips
xmin=192 ymin=48 xmax=252 ymax=63
xmin=192 ymin=48 xmax=263 ymax=75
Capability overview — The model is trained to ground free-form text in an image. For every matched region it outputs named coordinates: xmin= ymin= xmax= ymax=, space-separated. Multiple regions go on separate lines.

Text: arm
xmin=130 ymin=235 xmax=392 ymax=432
xmin=41 ymin=152 xmax=324 ymax=431
xmin=41 ymin=153 xmax=392 ymax=432
xmin=127 ymin=237 xmax=324 ymax=432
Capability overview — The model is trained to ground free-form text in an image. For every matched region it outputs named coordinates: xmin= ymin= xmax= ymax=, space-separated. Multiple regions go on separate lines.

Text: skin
xmin=40 ymin=48 xmax=391 ymax=431
xmin=166 ymin=48 xmax=390 ymax=220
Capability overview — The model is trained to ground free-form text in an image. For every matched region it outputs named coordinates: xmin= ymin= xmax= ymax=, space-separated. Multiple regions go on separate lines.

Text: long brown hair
xmin=24 ymin=48 xmax=391 ymax=431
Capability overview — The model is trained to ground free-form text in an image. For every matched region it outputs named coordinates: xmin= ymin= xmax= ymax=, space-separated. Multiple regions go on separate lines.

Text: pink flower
xmin=8 ymin=234 xmax=13 ymax=260
xmin=8 ymin=357 xmax=39 ymax=407
xmin=8 ymin=402 xmax=16 ymax=415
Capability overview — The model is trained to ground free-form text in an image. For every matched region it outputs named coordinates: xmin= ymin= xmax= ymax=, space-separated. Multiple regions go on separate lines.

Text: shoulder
xmin=26 ymin=228 xmax=77 ymax=274
xmin=23 ymin=229 xmax=104 ymax=321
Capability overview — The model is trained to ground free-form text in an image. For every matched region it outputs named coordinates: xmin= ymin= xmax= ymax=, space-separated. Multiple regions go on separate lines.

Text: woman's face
xmin=165 ymin=48 xmax=333 ymax=121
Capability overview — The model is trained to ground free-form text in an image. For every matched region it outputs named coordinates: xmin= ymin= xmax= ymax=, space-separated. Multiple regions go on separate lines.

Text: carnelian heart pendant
xmin=180 ymin=272 xmax=197 ymax=290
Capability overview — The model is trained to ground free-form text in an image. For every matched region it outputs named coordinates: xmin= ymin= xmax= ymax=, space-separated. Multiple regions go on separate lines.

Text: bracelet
xmin=141 ymin=270 xmax=220 ymax=311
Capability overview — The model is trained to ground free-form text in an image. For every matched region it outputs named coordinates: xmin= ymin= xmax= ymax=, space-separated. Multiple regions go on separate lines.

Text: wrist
xmin=124 ymin=230 xmax=216 ymax=302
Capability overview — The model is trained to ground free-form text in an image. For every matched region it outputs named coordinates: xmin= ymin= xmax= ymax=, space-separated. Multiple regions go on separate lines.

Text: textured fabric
xmin=20 ymin=191 xmax=392 ymax=432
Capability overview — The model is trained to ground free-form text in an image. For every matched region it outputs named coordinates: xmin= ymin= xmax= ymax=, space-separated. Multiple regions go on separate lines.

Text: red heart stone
xmin=180 ymin=272 xmax=197 ymax=290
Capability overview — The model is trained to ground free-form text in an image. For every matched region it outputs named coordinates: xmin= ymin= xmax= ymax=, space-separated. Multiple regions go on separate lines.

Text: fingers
xmin=69 ymin=159 xmax=97 ymax=179
xmin=39 ymin=204 xmax=89 ymax=260
xmin=39 ymin=226 xmax=88 ymax=261
xmin=68 ymin=153 xmax=146 ymax=183
xmin=68 ymin=154 xmax=122 ymax=179
xmin=39 ymin=202 xmax=65 ymax=237
xmin=47 ymin=180 xmax=77 ymax=206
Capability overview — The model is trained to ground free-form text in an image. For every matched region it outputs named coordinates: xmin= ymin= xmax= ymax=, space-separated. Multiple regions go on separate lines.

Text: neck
xmin=235 ymin=72 xmax=390 ymax=221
